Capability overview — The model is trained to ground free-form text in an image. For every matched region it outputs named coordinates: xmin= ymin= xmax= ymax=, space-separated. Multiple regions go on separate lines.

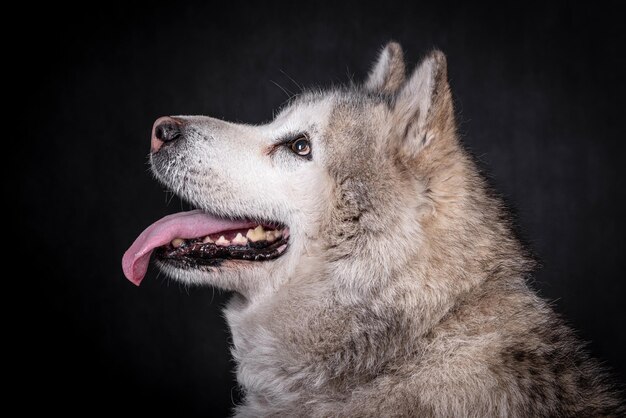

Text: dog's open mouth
xmin=122 ymin=210 xmax=289 ymax=286
xmin=156 ymin=224 xmax=289 ymax=264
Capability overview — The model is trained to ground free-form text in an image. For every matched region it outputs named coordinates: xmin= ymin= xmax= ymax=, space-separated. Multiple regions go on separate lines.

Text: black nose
xmin=154 ymin=120 xmax=182 ymax=143
xmin=151 ymin=117 xmax=183 ymax=153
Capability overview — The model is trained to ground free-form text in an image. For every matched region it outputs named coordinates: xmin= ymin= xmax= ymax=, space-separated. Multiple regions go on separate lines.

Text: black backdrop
xmin=18 ymin=2 xmax=624 ymax=415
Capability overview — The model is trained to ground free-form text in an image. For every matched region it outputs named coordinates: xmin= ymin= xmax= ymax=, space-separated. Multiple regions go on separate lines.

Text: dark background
xmin=18 ymin=1 xmax=624 ymax=415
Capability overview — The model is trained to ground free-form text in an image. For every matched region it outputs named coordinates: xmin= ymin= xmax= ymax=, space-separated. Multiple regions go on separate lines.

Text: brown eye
xmin=290 ymin=137 xmax=311 ymax=157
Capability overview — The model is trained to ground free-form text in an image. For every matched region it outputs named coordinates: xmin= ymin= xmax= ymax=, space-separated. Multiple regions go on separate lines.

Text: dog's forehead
xmin=268 ymin=89 xmax=378 ymax=138
xmin=272 ymin=92 xmax=334 ymax=127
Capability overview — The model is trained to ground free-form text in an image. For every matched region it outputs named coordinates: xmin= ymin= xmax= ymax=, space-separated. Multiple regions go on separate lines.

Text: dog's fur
xmin=150 ymin=43 xmax=624 ymax=416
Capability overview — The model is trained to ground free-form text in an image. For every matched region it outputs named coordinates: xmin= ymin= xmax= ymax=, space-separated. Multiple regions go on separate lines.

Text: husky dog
xmin=123 ymin=43 xmax=624 ymax=416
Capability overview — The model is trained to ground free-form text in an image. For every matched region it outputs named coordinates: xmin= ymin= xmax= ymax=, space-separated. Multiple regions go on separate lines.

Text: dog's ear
xmin=364 ymin=42 xmax=406 ymax=94
xmin=392 ymin=50 xmax=455 ymax=157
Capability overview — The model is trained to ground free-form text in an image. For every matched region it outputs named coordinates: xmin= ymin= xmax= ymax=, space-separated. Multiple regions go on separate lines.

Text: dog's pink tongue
xmin=122 ymin=210 xmax=254 ymax=286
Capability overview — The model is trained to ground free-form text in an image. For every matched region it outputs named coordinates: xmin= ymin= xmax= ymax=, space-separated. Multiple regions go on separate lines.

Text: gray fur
xmin=150 ymin=43 xmax=624 ymax=416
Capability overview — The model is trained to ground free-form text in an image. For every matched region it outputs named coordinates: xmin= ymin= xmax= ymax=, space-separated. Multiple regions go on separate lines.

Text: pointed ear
xmin=364 ymin=42 xmax=406 ymax=94
xmin=392 ymin=50 xmax=454 ymax=157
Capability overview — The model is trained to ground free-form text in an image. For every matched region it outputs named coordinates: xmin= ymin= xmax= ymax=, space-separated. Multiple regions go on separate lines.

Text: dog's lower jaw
xmin=155 ymin=238 xmax=303 ymax=298
xmin=156 ymin=261 xmax=270 ymax=295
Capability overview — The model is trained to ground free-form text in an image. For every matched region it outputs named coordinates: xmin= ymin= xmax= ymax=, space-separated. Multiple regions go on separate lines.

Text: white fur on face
xmin=151 ymin=96 xmax=335 ymax=297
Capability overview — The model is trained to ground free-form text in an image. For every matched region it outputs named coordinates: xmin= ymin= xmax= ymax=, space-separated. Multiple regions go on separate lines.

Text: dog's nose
xmin=151 ymin=116 xmax=182 ymax=153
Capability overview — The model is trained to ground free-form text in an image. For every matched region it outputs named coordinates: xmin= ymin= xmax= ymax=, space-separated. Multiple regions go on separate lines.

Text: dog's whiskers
xmin=270 ymin=79 xmax=296 ymax=100
xmin=279 ymin=69 xmax=304 ymax=93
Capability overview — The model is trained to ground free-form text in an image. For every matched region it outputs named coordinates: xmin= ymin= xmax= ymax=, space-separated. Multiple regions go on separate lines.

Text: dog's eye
xmin=290 ymin=137 xmax=311 ymax=157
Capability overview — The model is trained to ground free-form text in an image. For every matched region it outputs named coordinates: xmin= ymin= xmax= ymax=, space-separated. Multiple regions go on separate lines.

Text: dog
xmin=123 ymin=42 xmax=624 ymax=416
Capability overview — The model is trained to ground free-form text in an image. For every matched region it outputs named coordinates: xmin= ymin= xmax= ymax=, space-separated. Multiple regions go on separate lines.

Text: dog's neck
xmin=225 ymin=141 xmax=535 ymax=412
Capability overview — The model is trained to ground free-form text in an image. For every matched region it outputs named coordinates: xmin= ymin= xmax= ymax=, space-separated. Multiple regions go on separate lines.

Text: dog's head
xmin=122 ymin=42 xmax=458 ymax=296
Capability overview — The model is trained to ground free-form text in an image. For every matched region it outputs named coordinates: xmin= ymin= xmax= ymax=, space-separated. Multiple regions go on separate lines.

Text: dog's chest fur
xmin=225 ymin=278 xmax=624 ymax=417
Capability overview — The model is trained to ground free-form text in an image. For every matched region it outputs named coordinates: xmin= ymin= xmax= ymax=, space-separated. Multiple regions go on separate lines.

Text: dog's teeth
xmin=216 ymin=235 xmax=230 ymax=246
xmin=246 ymin=225 xmax=266 ymax=242
xmin=232 ymin=233 xmax=248 ymax=245
xmin=202 ymin=236 xmax=214 ymax=244
xmin=266 ymin=230 xmax=278 ymax=243
xmin=171 ymin=238 xmax=184 ymax=248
